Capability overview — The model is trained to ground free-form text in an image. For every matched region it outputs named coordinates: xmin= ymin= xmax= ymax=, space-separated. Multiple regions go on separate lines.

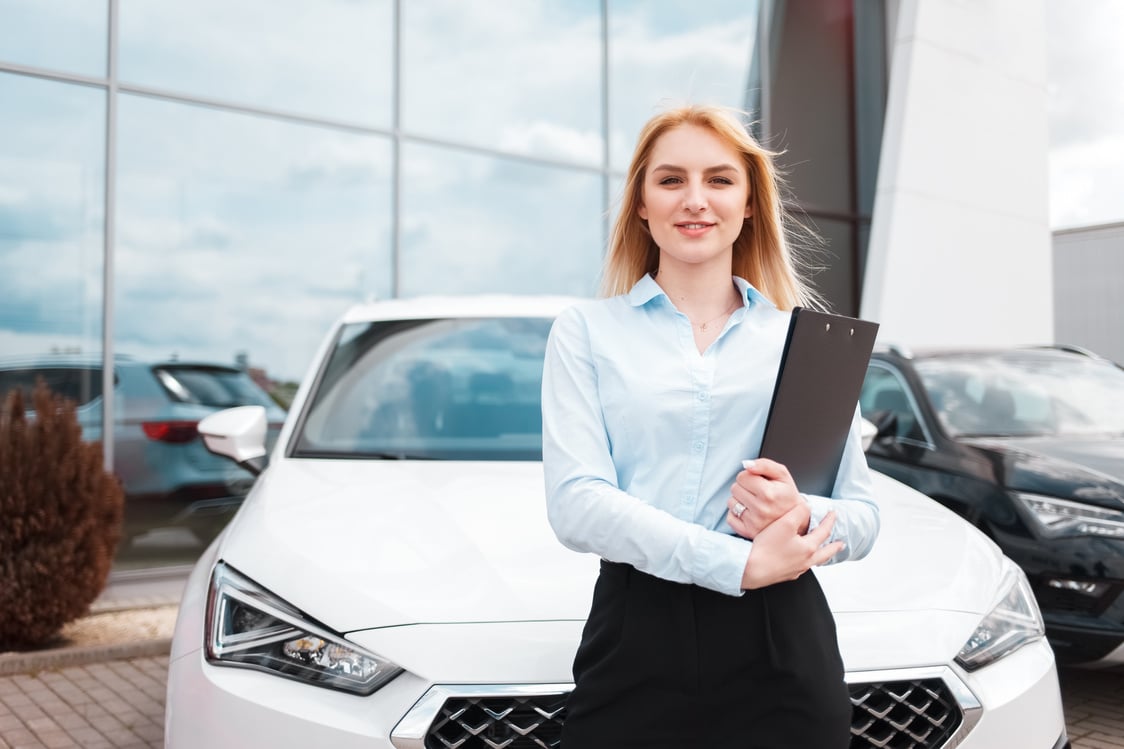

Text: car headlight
xmin=205 ymin=561 xmax=402 ymax=695
xmin=1014 ymin=491 xmax=1124 ymax=538
xmin=955 ymin=562 xmax=1045 ymax=672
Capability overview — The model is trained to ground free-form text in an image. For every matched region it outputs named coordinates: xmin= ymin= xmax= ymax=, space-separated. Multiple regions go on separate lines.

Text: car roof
xmin=338 ymin=294 xmax=588 ymax=324
xmin=874 ymin=344 xmax=1106 ymax=363
xmin=0 ymin=354 xmax=245 ymax=371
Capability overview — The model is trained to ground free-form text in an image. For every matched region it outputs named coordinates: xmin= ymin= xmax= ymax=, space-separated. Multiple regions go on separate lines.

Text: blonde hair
xmin=600 ymin=104 xmax=821 ymax=311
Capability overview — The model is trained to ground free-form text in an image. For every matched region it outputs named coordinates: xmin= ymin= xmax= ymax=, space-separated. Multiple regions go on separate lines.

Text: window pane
xmin=119 ymin=0 xmax=392 ymax=126
xmin=116 ymin=93 xmax=393 ymax=387
xmin=401 ymin=0 xmax=603 ymax=165
xmin=0 ymin=72 xmax=105 ymax=360
xmin=400 ymin=142 xmax=604 ymax=297
xmin=608 ymin=0 xmax=758 ymax=170
xmin=0 ymin=0 xmax=107 ymax=77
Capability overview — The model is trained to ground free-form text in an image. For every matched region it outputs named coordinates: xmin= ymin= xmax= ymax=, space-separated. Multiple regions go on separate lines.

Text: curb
xmin=0 ymin=637 xmax=173 ymax=676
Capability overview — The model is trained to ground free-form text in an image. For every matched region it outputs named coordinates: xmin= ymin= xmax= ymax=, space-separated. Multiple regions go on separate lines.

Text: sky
xmin=1045 ymin=0 xmax=1124 ymax=230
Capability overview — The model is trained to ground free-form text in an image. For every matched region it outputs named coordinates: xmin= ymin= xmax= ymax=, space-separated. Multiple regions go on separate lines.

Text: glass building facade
xmin=0 ymin=0 xmax=886 ymax=564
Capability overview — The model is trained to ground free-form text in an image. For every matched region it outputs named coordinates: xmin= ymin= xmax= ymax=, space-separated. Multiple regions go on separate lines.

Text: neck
xmin=653 ymin=263 xmax=739 ymax=317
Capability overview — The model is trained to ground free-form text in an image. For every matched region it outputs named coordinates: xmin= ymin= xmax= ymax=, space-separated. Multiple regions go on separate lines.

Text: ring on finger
xmin=731 ymin=500 xmax=746 ymax=519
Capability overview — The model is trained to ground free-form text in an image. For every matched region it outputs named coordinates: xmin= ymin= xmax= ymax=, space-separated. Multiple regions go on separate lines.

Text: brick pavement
xmin=0 ymin=657 xmax=166 ymax=749
xmin=1062 ymin=667 xmax=1124 ymax=748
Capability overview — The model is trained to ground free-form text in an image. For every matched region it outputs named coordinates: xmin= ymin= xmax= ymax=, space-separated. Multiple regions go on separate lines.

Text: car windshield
xmin=292 ymin=316 xmax=553 ymax=460
xmin=154 ymin=365 xmax=276 ymax=409
xmin=914 ymin=350 xmax=1124 ymax=438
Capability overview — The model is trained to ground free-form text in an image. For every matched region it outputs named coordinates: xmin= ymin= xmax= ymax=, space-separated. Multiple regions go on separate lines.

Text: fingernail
xmin=742 ymin=459 xmax=755 ymax=469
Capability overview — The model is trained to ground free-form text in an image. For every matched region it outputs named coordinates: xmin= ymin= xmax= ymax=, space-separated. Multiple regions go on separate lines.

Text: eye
xmin=710 ymin=176 xmax=735 ymax=185
xmin=658 ymin=176 xmax=683 ymax=185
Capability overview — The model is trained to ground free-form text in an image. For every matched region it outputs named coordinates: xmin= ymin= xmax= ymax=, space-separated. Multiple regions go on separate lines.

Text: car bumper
xmin=166 ymin=629 xmax=1065 ymax=748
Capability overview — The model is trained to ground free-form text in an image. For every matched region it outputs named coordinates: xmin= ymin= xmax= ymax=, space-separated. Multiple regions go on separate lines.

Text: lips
xmin=675 ymin=221 xmax=715 ymax=237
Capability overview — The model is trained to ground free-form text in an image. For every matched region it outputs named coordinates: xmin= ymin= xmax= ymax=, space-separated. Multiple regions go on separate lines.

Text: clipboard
xmin=758 ymin=307 xmax=879 ymax=497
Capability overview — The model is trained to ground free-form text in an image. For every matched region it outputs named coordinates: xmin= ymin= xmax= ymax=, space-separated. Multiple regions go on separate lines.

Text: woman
xmin=541 ymin=104 xmax=880 ymax=748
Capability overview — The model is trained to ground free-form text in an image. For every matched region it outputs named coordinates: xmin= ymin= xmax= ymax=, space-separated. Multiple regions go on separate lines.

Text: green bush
xmin=0 ymin=381 xmax=124 ymax=650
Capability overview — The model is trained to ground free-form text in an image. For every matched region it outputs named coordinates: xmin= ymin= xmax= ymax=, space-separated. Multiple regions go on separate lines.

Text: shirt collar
xmin=626 ymin=273 xmax=775 ymax=311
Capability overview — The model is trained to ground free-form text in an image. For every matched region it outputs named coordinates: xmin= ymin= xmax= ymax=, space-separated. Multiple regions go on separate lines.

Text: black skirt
xmin=562 ymin=560 xmax=851 ymax=749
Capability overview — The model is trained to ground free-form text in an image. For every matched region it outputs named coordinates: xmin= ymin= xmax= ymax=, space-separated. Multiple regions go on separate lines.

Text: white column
xmin=861 ymin=0 xmax=1052 ymax=347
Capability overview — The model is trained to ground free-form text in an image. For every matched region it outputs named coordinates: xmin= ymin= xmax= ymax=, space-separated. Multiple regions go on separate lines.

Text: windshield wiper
xmin=293 ymin=449 xmax=435 ymax=460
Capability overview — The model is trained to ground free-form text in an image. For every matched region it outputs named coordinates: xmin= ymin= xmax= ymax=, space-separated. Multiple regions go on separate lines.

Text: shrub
xmin=0 ymin=381 xmax=125 ymax=651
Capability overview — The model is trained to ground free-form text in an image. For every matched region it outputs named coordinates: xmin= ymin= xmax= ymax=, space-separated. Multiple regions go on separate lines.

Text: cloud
xmin=1048 ymin=134 xmax=1124 ymax=230
xmin=1046 ymin=0 xmax=1124 ymax=228
xmin=118 ymin=0 xmax=393 ymax=125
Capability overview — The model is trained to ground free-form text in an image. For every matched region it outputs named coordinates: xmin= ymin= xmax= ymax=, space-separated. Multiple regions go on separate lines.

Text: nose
xmin=683 ymin=186 xmax=707 ymax=213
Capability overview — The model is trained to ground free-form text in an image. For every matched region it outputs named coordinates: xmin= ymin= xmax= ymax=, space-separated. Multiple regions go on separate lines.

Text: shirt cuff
xmin=804 ymin=493 xmax=834 ymax=540
xmin=694 ymin=528 xmax=752 ymax=597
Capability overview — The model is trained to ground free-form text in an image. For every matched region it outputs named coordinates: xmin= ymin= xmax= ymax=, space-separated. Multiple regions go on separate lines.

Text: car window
xmin=915 ymin=351 xmax=1124 ymax=437
xmin=0 ymin=366 xmax=104 ymax=407
xmin=859 ymin=364 xmax=925 ymax=441
xmin=293 ymin=317 xmax=552 ymax=461
xmin=154 ymin=365 xmax=276 ymax=409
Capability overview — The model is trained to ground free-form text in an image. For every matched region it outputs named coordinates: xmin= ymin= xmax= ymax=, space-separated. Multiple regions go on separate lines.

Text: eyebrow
xmin=650 ymin=163 xmax=741 ymax=175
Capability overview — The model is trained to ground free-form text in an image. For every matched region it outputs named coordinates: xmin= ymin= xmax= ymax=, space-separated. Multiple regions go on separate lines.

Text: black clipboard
xmin=758 ymin=307 xmax=879 ymax=497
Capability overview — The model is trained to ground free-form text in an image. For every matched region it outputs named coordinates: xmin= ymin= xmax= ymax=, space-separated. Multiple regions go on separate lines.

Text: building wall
xmin=1053 ymin=221 xmax=1124 ymax=363
xmin=862 ymin=0 xmax=1053 ymax=348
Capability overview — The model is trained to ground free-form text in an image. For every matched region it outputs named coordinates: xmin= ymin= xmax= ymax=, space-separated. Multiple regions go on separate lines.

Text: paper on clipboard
xmin=758 ymin=307 xmax=880 ymax=497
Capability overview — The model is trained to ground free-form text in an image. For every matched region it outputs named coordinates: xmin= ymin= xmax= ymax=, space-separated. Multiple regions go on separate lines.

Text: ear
xmin=638 ymin=202 xmax=648 ymax=221
xmin=744 ymin=200 xmax=753 ymax=219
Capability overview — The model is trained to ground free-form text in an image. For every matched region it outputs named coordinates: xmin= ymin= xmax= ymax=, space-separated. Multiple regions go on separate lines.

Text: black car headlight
xmin=205 ymin=561 xmax=402 ymax=695
xmin=955 ymin=562 xmax=1045 ymax=671
xmin=1014 ymin=491 xmax=1124 ymax=539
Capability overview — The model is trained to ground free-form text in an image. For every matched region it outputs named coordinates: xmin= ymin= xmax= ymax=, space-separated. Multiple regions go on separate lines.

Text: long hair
xmin=600 ymin=105 xmax=822 ymax=311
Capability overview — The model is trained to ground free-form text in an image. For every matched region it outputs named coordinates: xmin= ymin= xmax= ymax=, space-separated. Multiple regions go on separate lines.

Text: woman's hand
xmin=740 ymin=504 xmax=843 ymax=590
xmin=726 ymin=458 xmax=808 ymax=539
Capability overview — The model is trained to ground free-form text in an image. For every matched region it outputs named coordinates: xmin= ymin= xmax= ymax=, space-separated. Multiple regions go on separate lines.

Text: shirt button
xmin=693 ymin=441 xmax=704 ymax=451
xmin=697 ymin=392 xmax=709 ymax=401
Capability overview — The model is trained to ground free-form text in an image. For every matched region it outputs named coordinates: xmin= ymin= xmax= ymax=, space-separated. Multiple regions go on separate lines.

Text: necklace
xmin=691 ymin=300 xmax=740 ymax=331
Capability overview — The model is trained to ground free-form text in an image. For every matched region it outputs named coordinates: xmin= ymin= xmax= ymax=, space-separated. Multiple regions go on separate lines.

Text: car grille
xmin=426 ymin=694 xmax=566 ymax=749
xmin=849 ymin=678 xmax=962 ymax=748
xmin=421 ymin=679 xmax=963 ymax=749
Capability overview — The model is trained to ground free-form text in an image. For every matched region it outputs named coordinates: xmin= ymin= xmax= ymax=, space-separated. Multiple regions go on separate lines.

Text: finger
xmin=742 ymin=458 xmax=793 ymax=484
xmin=727 ymin=495 xmax=747 ymax=518
xmin=726 ymin=510 xmax=755 ymax=539
xmin=805 ymin=510 xmax=837 ymax=544
xmin=811 ymin=541 xmax=845 ymax=566
xmin=730 ymin=481 xmax=755 ymax=507
xmin=734 ymin=471 xmax=768 ymax=496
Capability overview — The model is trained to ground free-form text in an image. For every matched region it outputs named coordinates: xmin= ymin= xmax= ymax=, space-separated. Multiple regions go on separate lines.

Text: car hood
xmin=962 ymin=434 xmax=1124 ymax=506
xmin=219 ymin=461 xmax=1005 ymax=634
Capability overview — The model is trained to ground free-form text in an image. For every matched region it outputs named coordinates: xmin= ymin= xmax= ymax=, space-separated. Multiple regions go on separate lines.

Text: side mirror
xmin=198 ymin=405 xmax=268 ymax=476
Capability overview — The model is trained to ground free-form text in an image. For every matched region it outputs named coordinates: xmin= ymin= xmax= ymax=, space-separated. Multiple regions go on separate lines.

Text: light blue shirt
xmin=542 ymin=274 xmax=880 ymax=597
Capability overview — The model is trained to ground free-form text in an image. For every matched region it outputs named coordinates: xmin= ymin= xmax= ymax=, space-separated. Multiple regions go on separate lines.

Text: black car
xmin=859 ymin=344 xmax=1124 ymax=664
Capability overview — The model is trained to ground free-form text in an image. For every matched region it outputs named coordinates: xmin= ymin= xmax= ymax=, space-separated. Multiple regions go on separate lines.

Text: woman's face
xmin=638 ymin=124 xmax=752 ymax=274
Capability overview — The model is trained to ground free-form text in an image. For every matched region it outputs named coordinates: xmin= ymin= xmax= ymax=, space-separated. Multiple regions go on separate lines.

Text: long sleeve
xmin=542 ymin=307 xmax=752 ymax=596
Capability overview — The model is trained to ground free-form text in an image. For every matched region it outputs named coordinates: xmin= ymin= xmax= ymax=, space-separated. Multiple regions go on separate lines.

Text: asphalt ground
xmin=2 ymin=566 xmax=1124 ymax=748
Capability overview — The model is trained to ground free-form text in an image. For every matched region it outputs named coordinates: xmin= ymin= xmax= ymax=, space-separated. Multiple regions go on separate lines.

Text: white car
xmin=165 ymin=296 xmax=1070 ymax=749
